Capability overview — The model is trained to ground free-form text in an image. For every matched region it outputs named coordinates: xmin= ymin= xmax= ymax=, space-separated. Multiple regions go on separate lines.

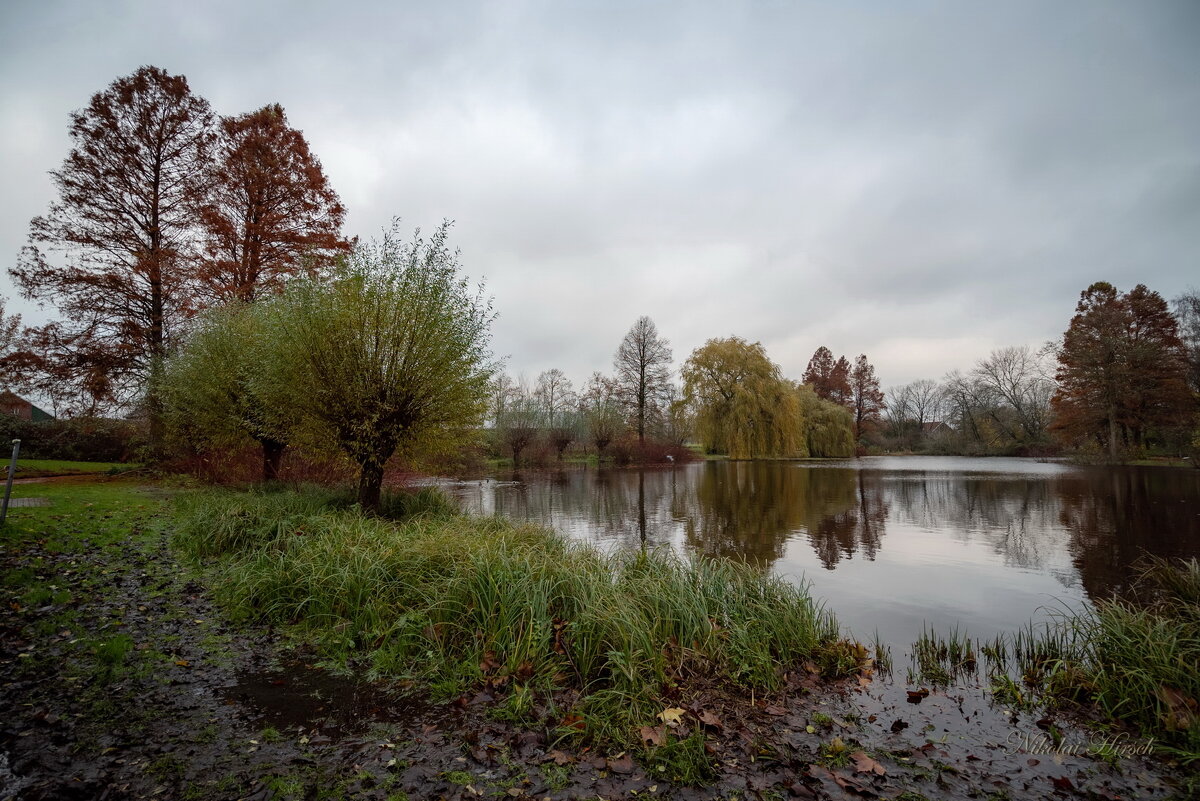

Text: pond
xmin=430 ymin=456 xmax=1200 ymax=648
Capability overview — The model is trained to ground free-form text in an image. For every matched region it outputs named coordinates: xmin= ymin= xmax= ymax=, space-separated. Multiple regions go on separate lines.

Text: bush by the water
xmin=174 ymin=487 xmax=848 ymax=742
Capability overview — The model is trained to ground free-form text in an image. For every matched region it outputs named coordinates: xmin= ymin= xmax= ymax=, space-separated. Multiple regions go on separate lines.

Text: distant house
xmin=0 ymin=391 xmax=54 ymax=422
xmin=922 ymin=421 xmax=953 ymax=436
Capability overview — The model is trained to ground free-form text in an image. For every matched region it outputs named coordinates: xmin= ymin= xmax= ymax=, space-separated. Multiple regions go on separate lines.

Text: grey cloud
xmin=1 ymin=0 xmax=1196 ymax=392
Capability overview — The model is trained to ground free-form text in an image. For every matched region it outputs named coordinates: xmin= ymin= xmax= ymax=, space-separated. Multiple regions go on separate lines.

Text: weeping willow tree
xmin=162 ymin=302 xmax=290 ymax=480
xmin=682 ymin=337 xmax=807 ymax=459
xmin=796 ymin=384 xmax=856 ymax=457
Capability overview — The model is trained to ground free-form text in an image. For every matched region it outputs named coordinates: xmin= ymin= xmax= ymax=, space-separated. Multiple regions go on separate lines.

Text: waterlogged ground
xmin=0 ymin=479 xmax=1190 ymax=800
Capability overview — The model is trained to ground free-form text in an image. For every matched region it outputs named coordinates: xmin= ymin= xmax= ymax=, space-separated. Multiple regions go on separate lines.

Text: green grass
xmin=1 ymin=478 xmax=166 ymax=549
xmin=907 ymin=626 xmax=977 ymax=685
xmin=923 ymin=557 xmax=1200 ymax=763
xmin=173 ymin=486 xmax=852 ymax=751
xmin=11 ymin=458 xmax=133 ymax=478
xmin=645 ymin=730 xmax=716 ymax=784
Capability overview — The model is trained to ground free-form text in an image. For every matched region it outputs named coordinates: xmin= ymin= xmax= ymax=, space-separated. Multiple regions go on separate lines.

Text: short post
xmin=1 ymin=438 xmax=20 ymax=526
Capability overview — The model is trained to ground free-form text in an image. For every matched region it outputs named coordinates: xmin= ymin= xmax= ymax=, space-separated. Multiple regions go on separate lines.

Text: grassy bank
xmin=174 ymin=487 xmax=857 ymax=747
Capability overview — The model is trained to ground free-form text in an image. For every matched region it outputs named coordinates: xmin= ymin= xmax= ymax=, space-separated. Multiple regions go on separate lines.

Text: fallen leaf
xmin=639 ymin=725 xmax=666 ymax=746
xmin=657 ymin=707 xmax=686 ymax=725
xmin=1051 ymin=775 xmax=1075 ymax=792
xmin=698 ymin=710 xmax=723 ymax=730
xmin=174 ymin=659 xmax=189 ymax=667
xmin=906 ymin=688 xmax=930 ymax=703
xmin=545 ymin=749 xmax=573 ymax=766
xmin=849 ymin=750 xmax=886 ymax=776
xmin=1158 ymin=685 xmax=1199 ymax=731
xmin=890 ymin=719 xmax=909 ymax=733
xmin=764 ymin=705 xmax=787 ymax=716
xmin=607 ymin=754 xmax=635 ymax=774
xmin=808 ymin=764 xmax=869 ymax=794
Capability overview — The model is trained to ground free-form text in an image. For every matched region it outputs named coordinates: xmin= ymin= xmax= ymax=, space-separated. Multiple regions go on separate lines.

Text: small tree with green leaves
xmin=259 ymin=222 xmax=495 ymax=510
xmin=162 ymin=302 xmax=289 ymax=480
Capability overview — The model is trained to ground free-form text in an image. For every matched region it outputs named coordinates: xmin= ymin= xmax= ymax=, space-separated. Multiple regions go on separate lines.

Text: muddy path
xmin=0 ymin=486 xmax=1189 ymax=800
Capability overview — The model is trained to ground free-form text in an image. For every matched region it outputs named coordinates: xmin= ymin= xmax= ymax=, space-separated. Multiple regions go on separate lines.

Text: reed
xmin=174 ymin=487 xmax=850 ymax=748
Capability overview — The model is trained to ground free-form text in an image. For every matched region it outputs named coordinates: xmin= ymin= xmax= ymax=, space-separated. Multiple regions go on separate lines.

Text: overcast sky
xmin=1 ymin=0 xmax=1197 ymax=391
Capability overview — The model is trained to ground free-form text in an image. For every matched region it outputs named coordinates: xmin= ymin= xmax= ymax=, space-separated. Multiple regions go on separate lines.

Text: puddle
xmin=830 ymin=675 xmax=1176 ymax=798
xmin=0 ymin=751 xmax=31 ymax=798
xmin=223 ymin=663 xmax=442 ymax=736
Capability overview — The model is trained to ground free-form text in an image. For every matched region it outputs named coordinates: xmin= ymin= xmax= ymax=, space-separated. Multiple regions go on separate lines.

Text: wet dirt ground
xmin=0 ymin=487 xmax=1189 ymax=800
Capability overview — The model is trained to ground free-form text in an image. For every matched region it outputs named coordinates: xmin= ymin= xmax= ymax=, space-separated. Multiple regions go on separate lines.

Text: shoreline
xmin=0 ymin=478 xmax=1193 ymax=799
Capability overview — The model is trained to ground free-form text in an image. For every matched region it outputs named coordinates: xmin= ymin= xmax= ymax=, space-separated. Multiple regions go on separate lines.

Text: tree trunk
xmin=357 ymin=460 xmax=385 ymax=512
xmin=145 ymin=354 xmax=165 ymax=460
xmin=261 ymin=438 xmax=286 ymax=482
xmin=637 ymin=471 xmax=646 ymax=546
xmin=1107 ymin=403 xmax=1119 ymax=462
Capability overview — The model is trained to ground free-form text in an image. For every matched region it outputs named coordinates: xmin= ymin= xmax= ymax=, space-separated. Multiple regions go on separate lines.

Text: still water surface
xmin=430 ymin=457 xmax=1200 ymax=647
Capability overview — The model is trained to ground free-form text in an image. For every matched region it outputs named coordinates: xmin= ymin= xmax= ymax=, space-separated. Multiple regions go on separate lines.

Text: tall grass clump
xmin=1061 ymin=558 xmax=1200 ymax=760
xmin=983 ymin=558 xmax=1200 ymax=762
xmin=174 ymin=487 xmax=849 ymax=745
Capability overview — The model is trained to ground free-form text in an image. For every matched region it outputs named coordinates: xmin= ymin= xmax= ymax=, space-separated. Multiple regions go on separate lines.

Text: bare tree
xmin=908 ymin=379 xmax=943 ymax=429
xmin=1174 ymin=288 xmax=1200 ymax=394
xmin=495 ymin=376 xmax=541 ymax=467
xmin=488 ymin=372 xmax=516 ymax=428
xmin=884 ymin=384 xmax=912 ymax=433
xmin=535 ymin=368 xmax=579 ymax=460
xmin=614 ymin=316 xmax=672 ymax=443
xmin=659 ymin=382 xmax=695 ymax=447
xmin=973 ymin=345 xmax=1055 ymax=442
xmin=580 ymin=372 xmax=623 ymax=459
xmin=941 ymin=370 xmax=989 ymax=448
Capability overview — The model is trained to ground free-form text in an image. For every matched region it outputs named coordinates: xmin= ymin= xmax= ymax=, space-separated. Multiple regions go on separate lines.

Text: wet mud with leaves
xmin=1 ymin=485 xmax=1190 ymax=800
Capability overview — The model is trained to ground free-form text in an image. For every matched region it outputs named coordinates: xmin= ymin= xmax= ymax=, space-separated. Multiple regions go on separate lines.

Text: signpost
xmin=1 ymin=438 xmax=20 ymax=526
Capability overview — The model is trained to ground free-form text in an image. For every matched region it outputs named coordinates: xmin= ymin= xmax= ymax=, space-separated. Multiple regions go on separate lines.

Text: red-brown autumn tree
xmin=1051 ymin=282 xmax=1192 ymax=459
xmin=10 ymin=66 xmax=215 ymax=433
xmin=803 ymin=346 xmax=852 ymax=407
xmin=849 ymin=353 xmax=885 ymax=439
xmin=194 ymin=104 xmax=351 ymax=303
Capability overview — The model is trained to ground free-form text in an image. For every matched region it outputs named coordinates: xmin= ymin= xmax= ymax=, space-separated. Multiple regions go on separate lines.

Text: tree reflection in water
xmin=452 ymin=459 xmax=1200 ymax=613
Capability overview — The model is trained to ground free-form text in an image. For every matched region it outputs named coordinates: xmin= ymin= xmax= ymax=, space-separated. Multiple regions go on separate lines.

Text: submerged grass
xmin=174 ymin=487 xmax=846 ymax=750
xmin=912 ymin=557 xmax=1200 ymax=764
